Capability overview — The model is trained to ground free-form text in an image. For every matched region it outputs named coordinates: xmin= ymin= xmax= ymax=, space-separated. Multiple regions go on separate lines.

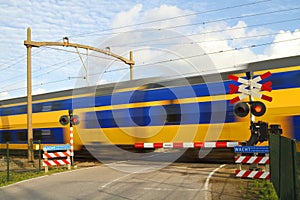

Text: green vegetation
xmin=0 ymin=168 xmax=68 ymax=187
xmin=242 ymin=180 xmax=278 ymax=200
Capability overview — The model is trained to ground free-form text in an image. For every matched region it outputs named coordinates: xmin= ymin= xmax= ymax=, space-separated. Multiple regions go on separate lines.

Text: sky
xmin=0 ymin=0 xmax=299 ymax=100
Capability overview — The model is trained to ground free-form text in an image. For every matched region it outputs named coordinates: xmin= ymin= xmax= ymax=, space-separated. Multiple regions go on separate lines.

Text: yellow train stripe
xmin=1 ymin=66 xmax=300 ymax=109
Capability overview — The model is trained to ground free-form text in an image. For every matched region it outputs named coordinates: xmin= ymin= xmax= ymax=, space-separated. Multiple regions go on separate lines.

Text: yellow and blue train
xmin=0 ymin=56 xmax=300 ymax=151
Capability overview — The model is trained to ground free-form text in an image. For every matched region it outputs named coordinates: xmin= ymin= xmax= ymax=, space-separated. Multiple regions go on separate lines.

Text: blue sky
xmin=0 ymin=0 xmax=299 ymax=99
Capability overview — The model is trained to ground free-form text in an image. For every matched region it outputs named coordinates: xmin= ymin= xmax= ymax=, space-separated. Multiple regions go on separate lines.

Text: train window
xmin=40 ymin=129 xmax=56 ymax=143
xmin=33 ymin=130 xmax=42 ymax=141
xmin=164 ymin=103 xmax=181 ymax=125
xmin=33 ymin=103 xmax=43 ymax=112
xmin=17 ymin=131 xmax=27 ymax=142
xmin=17 ymin=105 xmax=27 ymax=114
xmin=1 ymin=131 xmax=11 ymax=142
xmin=42 ymin=105 xmax=52 ymax=112
xmin=41 ymin=129 xmax=51 ymax=136
xmin=51 ymin=102 xmax=62 ymax=111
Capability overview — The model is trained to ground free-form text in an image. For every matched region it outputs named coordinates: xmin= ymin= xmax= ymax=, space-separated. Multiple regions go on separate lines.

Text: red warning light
xmin=70 ymin=115 xmax=80 ymax=125
xmin=254 ymin=105 xmax=262 ymax=113
xmin=250 ymin=102 xmax=266 ymax=117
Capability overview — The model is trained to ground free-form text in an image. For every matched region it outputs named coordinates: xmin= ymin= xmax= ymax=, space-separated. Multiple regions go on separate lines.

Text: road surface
xmin=0 ymin=160 xmax=225 ymax=200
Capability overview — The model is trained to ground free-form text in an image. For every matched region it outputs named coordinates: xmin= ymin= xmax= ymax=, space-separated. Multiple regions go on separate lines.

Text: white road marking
xmin=98 ymin=164 xmax=159 ymax=190
xmin=203 ymin=164 xmax=226 ymax=200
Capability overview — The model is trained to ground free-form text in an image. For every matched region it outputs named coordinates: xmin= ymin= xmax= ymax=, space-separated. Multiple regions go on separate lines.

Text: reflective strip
xmin=43 ymin=151 xmax=70 ymax=158
xmin=235 ymin=156 xmax=269 ymax=164
xmin=235 ymin=170 xmax=270 ymax=179
xmin=144 ymin=143 xmax=154 ymax=148
xmin=204 ymin=142 xmax=216 ymax=148
xmin=183 ymin=142 xmax=194 ymax=148
xmin=43 ymin=159 xmax=71 ymax=166
xmin=260 ymin=156 xmax=270 ymax=164
xmin=163 ymin=143 xmax=173 ymax=148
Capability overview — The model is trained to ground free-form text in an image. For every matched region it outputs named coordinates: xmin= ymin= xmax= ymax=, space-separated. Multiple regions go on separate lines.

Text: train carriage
xmin=0 ymin=55 xmax=300 ymax=151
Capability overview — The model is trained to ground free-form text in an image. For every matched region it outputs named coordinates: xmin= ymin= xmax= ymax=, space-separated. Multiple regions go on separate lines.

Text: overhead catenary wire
xmin=137 ymin=37 xmax=300 ymax=67
xmin=0 ymin=3 xmax=296 ymax=76
xmin=0 ymin=57 xmax=80 ymax=90
xmin=107 ymin=17 xmax=300 ymax=48
xmin=0 ymin=0 xmax=271 ymax=73
xmin=70 ymin=0 xmax=271 ymax=38
xmin=2 ymin=0 xmax=300 ymax=98
xmin=1 ymin=36 xmax=299 ymax=96
xmin=82 ymin=37 xmax=300 ymax=79
xmin=1 ymin=15 xmax=299 ymax=95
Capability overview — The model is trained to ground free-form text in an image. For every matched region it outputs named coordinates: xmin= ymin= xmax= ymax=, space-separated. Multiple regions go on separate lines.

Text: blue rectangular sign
xmin=43 ymin=144 xmax=71 ymax=151
xmin=234 ymin=146 xmax=269 ymax=154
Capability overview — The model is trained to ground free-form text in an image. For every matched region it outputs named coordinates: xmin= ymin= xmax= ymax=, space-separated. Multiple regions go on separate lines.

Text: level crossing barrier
xmin=135 ymin=141 xmax=242 ymax=149
xmin=234 ymin=146 xmax=270 ymax=179
xmin=42 ymin=144 xmax=71 ymax=173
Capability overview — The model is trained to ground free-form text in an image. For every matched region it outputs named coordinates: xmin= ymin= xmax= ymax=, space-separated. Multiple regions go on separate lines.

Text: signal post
xmin=24 ymin=27 xmax=135 ymax=162
xmin=228 ymin=71 xmax=273 ymax=145
xmin=59 ymin=110 xmax=80 ymax=165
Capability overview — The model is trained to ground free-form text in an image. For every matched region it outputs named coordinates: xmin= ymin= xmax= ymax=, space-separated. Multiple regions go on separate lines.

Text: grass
xmin=242 ymin=179 xmax=278 ymax=200
xmin=0 ymin=167 xmax=69 ymax=187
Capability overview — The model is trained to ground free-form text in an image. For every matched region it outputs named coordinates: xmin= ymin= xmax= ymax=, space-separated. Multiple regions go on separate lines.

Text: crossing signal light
xmin=70 ymin=115 xmax=80 ymax=125
xmin=250 ymin=101 xmax=266 ymax=117
xmin=233 ymin=101 xmax=266 ymax=117
xmin=59 ymin=113 xmax=80 ymax=126
xmin=59 ymin=115 xmax=69 ymax=126
xmin=234 ymin=102 xmax=249 ymax=117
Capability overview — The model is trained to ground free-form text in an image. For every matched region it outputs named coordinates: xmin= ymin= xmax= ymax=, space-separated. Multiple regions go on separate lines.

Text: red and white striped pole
xmin=70 ymin=126 xmax=74 ymax=158
xmin=69 ymin=109 xmax=74 ymax=165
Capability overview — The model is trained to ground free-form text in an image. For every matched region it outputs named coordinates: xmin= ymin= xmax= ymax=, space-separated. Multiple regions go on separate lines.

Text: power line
xmin=1 ymin=36 xmax=299 ymax=97
xmin=107 ymin=17 xmax=300 ymax=48
xmin=85 ymin=36 xmax=300 ymax=77
xmin=70 ymin=0 xmax=271 ymax=38
xmin=0 ymin=57 xmax=79 ymax=89
xmin=138 ymin=37 xmax=300 ymax=67
xmin=0 ymin=2 xmax=289 ymax=84
xmin=113 ymin=30 xmax=300 ymax=48
xmin=0 ymin=38 xmax=67 ymax=73
xmin=159 ymin=6 xmax=300 ymax=30
xmin=1 ymin=17 xmax=299 ymax=94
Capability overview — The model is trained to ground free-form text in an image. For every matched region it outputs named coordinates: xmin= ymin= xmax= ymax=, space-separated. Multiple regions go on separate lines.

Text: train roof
xmin=0 ymin=55 xmax=299 ymax=106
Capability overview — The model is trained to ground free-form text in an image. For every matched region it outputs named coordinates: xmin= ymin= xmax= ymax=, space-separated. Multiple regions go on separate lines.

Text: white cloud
xmin=143 ymin=4 xmax=194 ymax=30
xmin=33 ymin=88 xmax=46 ymax=95
xmin=264 ymin=29 xmax=300 ymax=58
xmin=107 ymin=5 xmax=300 ymax=76
xmin=112 ymin=4 xmax=143 ymax=32
xmin=0 ymin=92 xmax=10 ymax=100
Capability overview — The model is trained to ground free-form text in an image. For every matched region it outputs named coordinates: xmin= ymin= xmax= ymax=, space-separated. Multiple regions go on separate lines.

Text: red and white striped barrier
xmin=134 ymin=142 xmax=241 ymax=149
xmin=234 ymin=148 xmax=270 ymax=179
xmin=43 ymin=159 xmax=71 ymax=167
xmin=42 ymin=148 xmax=71 ymax=172
xmin=235 ymin=170 xmax=270 ymax=179
xmin=43 ymin=151 xmax=71 ymax=159
xmin=235 ymin=155 xmax=269 ymax=165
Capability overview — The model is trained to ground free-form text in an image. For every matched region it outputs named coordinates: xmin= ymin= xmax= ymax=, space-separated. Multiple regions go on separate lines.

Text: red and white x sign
xmin=228 ymin=71 xmax=272 ymax=104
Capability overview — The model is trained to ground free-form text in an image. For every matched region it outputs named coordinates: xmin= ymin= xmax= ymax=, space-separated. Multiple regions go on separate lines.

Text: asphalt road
xmin=0 ymin=161 xmax=225 ymax=200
